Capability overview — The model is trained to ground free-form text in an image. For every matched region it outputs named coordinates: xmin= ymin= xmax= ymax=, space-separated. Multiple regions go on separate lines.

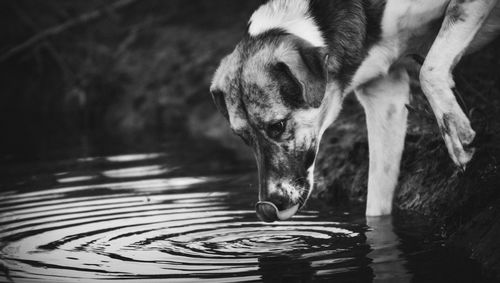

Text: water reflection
xmin=0 ymin=148 xmax=488 ymax=282
xmin=366 ymin=216 xmax=410 ymax=282
xmin=57 ymin=175 xmax=97 ymax=183
xmin=259 ymin=255 xmax=314 ymax=282
xmin=79 ymin=153 xmax=164 ymax=163
xmin=102 ymin=165 xmax=172 ymax=178
xmin=253 ymin=217 xmax=412 ymax=282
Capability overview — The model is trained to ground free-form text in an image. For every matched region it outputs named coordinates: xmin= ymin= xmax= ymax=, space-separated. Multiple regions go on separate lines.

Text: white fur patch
xmin=248 ymin=0 xmax=326 ymax=47
xmin=306 ymin=164 xmax=315 ymax=201
xmin=282 ymin=182 xmax=301 ymax=202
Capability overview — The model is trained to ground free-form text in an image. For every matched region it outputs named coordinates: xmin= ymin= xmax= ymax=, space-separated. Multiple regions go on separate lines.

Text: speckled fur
xmin=211 ymin=0 xmax=500 ymax=218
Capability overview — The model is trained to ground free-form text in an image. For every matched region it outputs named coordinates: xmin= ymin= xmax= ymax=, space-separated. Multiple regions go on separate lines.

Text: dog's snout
xmin=256 ymin=201 xmax=279 ymax=222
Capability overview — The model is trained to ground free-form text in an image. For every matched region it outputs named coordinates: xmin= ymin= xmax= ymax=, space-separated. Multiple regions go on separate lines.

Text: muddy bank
xmin=315 ymin=38 xmax=500 ymax=278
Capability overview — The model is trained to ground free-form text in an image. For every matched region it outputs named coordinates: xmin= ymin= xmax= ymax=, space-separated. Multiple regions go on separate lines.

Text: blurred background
xmin=2 ymin=0 xmax=500 ymax=197
xmin=0 ymin=0 xmax=264 ymax=162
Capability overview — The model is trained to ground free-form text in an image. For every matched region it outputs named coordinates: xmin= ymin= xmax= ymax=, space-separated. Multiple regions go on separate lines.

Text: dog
xmin=210 ymin=0 xmax=500 ymax=221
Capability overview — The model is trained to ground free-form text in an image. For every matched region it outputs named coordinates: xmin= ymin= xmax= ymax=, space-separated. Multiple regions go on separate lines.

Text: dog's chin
xmin=277 ymin=203 xmax=300 ymax=221
xmin=271 ymin=191 xmax=310 ymax=221
xmin=281 ymin=185 xmax=311 ymax=220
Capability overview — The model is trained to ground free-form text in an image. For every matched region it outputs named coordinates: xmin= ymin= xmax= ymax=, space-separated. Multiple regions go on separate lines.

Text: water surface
xmin=0 ymin=141 xmax=487 ymax=282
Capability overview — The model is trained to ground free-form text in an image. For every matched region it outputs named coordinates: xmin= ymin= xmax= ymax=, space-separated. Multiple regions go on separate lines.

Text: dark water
xmin=0 ymin=140 xmax=488 ymax=282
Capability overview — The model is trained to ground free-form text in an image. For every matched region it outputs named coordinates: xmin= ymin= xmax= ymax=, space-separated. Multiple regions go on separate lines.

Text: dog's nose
xmin=255 ymin=201 xmax=279 ymax=222
xmin=255 ymin=201 xmax=300 ymax=222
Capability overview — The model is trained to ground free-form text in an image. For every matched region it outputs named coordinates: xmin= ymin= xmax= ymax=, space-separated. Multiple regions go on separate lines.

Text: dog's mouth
xmin=255 ymin=186 xmax=310 ymax=223
xmin=255 ymin=202 xmax=300 ymax=222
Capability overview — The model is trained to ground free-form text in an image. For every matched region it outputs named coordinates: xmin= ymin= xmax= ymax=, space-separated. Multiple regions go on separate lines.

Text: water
xmin=0 ymin=140 xmax=488 ymax=282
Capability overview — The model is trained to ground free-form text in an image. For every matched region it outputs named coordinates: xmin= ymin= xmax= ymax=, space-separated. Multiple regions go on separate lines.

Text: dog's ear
xmin=271 ymin=62 xmax=306 ymax=108
xmin=297 ymin=46 xmax=328 ymax=108
xmin=273 ymin=46 xmax=328 ymax=109
xmin=210 ymin=89 xmax=229 ymax=120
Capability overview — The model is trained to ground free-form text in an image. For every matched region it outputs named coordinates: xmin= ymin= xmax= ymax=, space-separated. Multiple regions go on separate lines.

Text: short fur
xmin=211 ymin=0 xmax=500 ymax=220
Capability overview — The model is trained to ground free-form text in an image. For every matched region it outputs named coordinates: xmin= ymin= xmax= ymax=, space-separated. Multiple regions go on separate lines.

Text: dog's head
xmin=210 ymin=32 xmax=343 ymax=222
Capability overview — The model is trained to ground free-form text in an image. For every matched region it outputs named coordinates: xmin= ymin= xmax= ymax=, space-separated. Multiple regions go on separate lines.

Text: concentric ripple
xmin=161 ymin=221 xmax=358 ymax=259
xmin=0 ymin=152 xmax=370 ymax=282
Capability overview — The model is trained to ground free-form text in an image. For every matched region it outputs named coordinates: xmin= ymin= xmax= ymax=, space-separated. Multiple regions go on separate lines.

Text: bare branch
xmin=0 ymin=0 xmax=139 ymax=63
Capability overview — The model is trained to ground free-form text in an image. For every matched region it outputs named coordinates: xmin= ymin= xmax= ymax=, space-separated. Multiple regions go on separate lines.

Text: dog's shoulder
xmin=380 ymin=0 xmax=449 ymax=37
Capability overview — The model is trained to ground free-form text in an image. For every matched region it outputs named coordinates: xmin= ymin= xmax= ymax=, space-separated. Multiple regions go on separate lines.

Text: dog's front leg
xmin=356 ymin=67 xmax=410 ymax=216
xmin=420 ymin=0 xmax=498 ymax=169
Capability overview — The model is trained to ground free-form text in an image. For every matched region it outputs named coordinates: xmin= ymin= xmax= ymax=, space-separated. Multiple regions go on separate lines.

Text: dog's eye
xmin=267 ymin=120 xmax=287 ymax=140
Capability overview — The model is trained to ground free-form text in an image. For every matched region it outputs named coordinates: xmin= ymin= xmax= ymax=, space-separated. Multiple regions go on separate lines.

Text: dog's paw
xmin=438 ymin=111 xmax=476 ymax=170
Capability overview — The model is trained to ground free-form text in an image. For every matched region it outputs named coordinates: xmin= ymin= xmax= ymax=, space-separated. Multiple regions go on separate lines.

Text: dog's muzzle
xmin=255 ymin=201 xmax=300 ymax=223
